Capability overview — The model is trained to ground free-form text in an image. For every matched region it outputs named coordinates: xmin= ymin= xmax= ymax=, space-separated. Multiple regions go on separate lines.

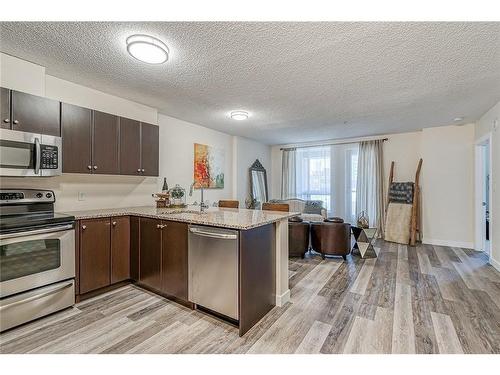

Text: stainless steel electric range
xmin=0 ymin=189 xmax=76 ymax=332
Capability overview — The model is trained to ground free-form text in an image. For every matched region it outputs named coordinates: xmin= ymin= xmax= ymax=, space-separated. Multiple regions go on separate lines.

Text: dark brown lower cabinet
xmin=139 ymin=217 xmax=162 ymax=291
xmin=130 ymin=216 xmax=140 ymax=281
xmin=78 ymin=215 xmax=185 ymax=299
xmin=79 ymin=218 xmax=111 ymax=294
xmin=162 ymin=221 xmax=188 ymax=301
xmin=111 ymin=216 xmax=130 ymax=284
xmin=78 ymin=216 xmax=131 ymax=296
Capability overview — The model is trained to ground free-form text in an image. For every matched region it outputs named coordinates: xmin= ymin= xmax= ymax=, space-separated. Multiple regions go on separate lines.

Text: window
xmin=294 ymin=144 xmax=358 ymax=219
xmin=295 ymin=146 xmax=331 ymax=211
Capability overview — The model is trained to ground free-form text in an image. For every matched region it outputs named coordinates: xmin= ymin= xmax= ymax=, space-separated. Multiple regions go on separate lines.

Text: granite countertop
xmin=64 ymin=205 xmax=299 ymax=230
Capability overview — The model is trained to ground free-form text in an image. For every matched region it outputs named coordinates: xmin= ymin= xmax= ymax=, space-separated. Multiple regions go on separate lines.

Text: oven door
xmin=0 ymin=224 xmax=75 ymax=298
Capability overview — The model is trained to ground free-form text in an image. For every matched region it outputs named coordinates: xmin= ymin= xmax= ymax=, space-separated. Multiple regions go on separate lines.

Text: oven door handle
xmin=34 ymin=137 xmax=41 ymax=175
xmin=0 ymin=281 xmax=73 ymax=311
xmin=0 ymin=224 xmax=74 ymax=240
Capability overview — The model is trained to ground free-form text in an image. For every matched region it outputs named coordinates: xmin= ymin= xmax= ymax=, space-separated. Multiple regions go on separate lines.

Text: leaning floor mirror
xmin=249 ymin=159 xmax=268 ymax=209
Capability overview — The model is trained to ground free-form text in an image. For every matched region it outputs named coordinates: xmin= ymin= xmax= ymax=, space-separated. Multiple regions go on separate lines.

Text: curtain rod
xmin=280 ymin=137 xmax=388 ymax=151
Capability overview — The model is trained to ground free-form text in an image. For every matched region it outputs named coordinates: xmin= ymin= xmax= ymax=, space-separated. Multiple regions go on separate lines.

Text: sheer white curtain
xmin=356 ymin=140 xmax=385 ymax=234
xmin=281 ymin=148 xmax=296 ymax=199
xmin=295 ymin=146 xmax=332 ymax=211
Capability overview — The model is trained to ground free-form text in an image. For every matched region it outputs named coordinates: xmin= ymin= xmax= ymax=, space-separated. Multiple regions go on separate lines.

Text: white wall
xmin=0 ymin=53 xmax=272 ymax=212
xmin=420 ymin=124 xmax=475 ymax=247
xmin=158 ymin=114 xmax=234 ymax=206
xmin=0 ymin=53 xmax=45 ymax=96
xmin=233 ymin=136 xmax=272 ymax=207
xmin=270 ymin=125 xmax=476 ymax=247
xmin=475 ymin=101 xmax=500 ymax=270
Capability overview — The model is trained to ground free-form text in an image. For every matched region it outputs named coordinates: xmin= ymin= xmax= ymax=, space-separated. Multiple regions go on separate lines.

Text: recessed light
xmin=453 ymin=117 xmax=464 ymax=122
xmin=230 ymin=110 xmax=249 ymax=121
xmin=126 ymin=34 xmax=169 ymax=64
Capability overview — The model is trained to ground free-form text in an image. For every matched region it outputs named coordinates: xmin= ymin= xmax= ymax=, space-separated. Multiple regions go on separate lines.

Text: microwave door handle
xmin=34 ymin=137 xmax=41 ymax=175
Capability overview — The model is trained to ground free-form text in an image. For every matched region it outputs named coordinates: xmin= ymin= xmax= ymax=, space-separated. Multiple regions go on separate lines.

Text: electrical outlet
xmin=78 ymin=192 xmax=86 ymax=201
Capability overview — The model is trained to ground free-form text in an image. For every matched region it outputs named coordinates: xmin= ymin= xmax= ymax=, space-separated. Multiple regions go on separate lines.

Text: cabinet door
xmin=140 ymin=123 xmax=159 ymax=176
xmin=11 ymin=91 xmax=60 ymax=136
xmin=130 ymin=216 xmax=140 ymax=281
xmin=161 ymin=221 xmax=188 ymax=301
xmin=139 ymin=217 xmax=162 ymax=291
xmin=111 ymin=216 xmax=130 ymax=284
xmin=119 ymin=117 xmax=141 ymax=175
xmin=61 ymin=103 xmax=92 ymax=173
xmin=93 ymin=111 xmax=119 ymax=174
xmin=1 ymin=88 xmax=11 ymax=129
xmin=79 ymin=218 xmax=111 ymax=294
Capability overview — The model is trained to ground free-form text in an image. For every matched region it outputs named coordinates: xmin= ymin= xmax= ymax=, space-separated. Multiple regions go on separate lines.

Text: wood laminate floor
xmin=1 ymin=241 xmax=500 ymax=354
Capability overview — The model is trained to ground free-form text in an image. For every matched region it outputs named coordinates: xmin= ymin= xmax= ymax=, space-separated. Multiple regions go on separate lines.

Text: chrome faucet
xmin=189 ymin=181 xmax=208 ymax=212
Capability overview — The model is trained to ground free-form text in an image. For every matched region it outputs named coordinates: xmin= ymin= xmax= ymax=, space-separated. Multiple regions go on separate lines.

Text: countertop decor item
xmin=152 ymin=192 xmax=170 ymax=208
xmin=194 ymin=143 xmax=225 ymax=189
xmin=169 ymin=184 xmax=186 ymax=207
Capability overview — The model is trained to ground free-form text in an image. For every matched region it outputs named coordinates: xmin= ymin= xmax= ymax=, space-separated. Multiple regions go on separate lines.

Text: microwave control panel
xmin=40 ymin=145 xmax=59 ymax=169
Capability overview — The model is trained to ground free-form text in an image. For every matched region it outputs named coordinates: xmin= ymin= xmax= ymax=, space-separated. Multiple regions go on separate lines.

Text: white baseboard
xmin=422 ymin=238 xmax=474 ymax=249
xmin=275 ymin=289 xmax=290 ymax=307
xmin=489 ymin=256 xmax=500 ymax=272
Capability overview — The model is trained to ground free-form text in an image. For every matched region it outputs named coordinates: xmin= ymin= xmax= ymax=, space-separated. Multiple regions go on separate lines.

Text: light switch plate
xmin=78 ymin=192 xmax=86 ymax=201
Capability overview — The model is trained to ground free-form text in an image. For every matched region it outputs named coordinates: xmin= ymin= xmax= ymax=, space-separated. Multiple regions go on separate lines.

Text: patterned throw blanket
xmin=388 ymin=182 xmax=414 ymax=204
xmin=385 ymin=182 xmax=415 ymax=244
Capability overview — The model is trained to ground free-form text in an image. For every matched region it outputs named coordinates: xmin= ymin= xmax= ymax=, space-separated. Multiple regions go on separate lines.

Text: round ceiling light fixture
xmin=453 ymin=116 xmax=464 ymax=122
xmin=230 ymin=110 xmax=249 ymax=121
xmin=126 ymin=34 xmax=169 ymax=64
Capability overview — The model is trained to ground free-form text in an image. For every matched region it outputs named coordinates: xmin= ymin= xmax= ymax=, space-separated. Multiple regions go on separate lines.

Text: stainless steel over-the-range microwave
xmin=0 ymin=128 xmax=62 ymax=177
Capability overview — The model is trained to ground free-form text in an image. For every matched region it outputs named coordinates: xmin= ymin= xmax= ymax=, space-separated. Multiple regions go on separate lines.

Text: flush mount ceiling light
xmin=126 ymin=34 xmax=169 ymax=64
xmin=230 ymin=110 xmax=249 ymax=121
xmin=453 ymin=116 xmax=464 ymax=122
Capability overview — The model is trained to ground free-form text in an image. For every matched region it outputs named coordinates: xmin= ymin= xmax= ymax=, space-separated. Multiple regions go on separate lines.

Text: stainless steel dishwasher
xmin=188 ymin=225 xmax=239 ymax=320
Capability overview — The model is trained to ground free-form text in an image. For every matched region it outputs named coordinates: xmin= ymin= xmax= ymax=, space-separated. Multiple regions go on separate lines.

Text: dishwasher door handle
xmin=189 ymin=227 xmax=238 ymax=240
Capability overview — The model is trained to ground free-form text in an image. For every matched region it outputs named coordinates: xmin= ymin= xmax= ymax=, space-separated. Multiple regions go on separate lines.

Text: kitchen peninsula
xmin=67 ymin=206 xmax=297 ymax=336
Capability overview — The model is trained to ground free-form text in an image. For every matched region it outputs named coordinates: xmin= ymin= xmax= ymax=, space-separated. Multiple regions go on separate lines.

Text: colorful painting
xmin=194 ymin=143 xmax=225 ymax=189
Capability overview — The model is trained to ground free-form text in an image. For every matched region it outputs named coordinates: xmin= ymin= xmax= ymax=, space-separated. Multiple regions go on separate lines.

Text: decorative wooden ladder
xmin=387 ymin=158 xmax=423 ymax=246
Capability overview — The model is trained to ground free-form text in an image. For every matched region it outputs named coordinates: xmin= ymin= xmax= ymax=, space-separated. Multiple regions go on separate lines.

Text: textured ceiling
xmin=0 ymin=22 xmax=499 ymax=145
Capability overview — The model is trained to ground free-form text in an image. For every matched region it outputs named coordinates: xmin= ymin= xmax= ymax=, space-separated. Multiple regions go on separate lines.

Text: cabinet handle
xmin=141 ymin=169 xmax=145 ymax=173
xmin=13 ymin=120 xmax=19 ymax=124
xmin=87 ymin=165 xmax=92 ymax=170
xmin=112 ymin=221 xmax=117 ymax=226
xmin=93 ymin=166 xmax=98 ymax=170
xmin=3 ymin=118 xmax=9 ymax=123
xmin=156 ymin=224 xmax=166 ymax=229
xmin=137 ymin=168 xmax=141 ymax=173
xmin=82 ymin=225 xmax=87 ymax=230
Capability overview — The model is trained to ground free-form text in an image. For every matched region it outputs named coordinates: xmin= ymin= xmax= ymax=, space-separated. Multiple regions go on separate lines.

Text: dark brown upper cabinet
xmin=119 ymin=118 xmax=159 ymax=177
xmin=93 ymin=111 xmax=119 ymax=174
xmin=119 ymin=117 xmax=141 ymax=175
xmin=61 ymin=103 xmax=92 ymax=173
xmin=140 ymin=122 xmax=159 ymax=177
xmin=11 ymin=90 xmax=60 ymax=136
xmin=1 ymin=88 xmax=11 ymax=130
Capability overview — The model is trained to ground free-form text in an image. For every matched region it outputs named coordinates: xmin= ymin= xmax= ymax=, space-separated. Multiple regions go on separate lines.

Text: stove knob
xmin=45 ymin=193 xmax=52 ymax=198
xmin=36 ymin=193 xmax=43 ymax=198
